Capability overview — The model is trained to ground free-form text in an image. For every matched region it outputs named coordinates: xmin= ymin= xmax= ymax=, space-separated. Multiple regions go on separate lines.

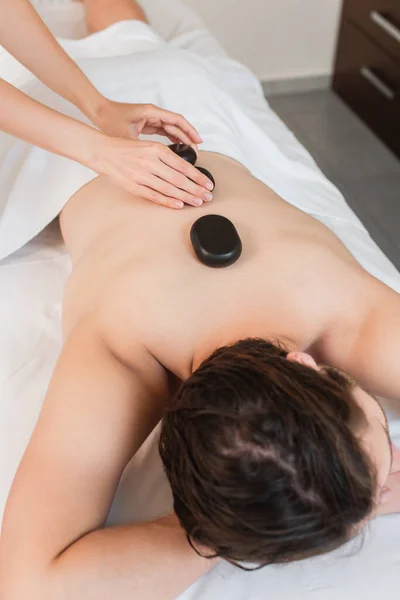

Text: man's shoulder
xmin=317 ymin=273 xmax=400 ymax=370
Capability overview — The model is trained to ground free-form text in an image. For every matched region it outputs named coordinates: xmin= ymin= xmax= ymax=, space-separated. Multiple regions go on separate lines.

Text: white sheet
xmin=0 ymin=2 xmax=399 ymax=599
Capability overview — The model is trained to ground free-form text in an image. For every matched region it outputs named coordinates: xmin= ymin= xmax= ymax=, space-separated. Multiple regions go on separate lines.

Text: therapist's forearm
xmin=0 ymin=77 xmax=102 ymax=167
xmin=0 ymin=0 xmax=104 ymax=121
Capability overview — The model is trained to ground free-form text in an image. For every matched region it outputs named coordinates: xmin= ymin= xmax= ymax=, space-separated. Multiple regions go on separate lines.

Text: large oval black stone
xmin=190 ymin=214 xmax=242 ymax=268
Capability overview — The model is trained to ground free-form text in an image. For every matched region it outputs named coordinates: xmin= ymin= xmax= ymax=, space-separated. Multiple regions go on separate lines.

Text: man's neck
xmin=191 ymin=324 xmax=301 ymax=374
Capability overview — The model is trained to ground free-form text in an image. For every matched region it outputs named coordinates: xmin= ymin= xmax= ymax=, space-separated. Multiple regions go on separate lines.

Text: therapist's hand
xmin=93 ymin=99 xmax=203 ymax=147
xmin=92 ymin=136 xmax=214 ymax=209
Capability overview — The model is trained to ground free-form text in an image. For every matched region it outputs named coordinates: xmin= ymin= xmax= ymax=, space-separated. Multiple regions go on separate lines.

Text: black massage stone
xmin=195 ymin=166 xmax=215 ymax=191
xmin=168 ymin=143 xmax=197 ymax=165
xmin=190 ymin=214 xmax=242 ymax=268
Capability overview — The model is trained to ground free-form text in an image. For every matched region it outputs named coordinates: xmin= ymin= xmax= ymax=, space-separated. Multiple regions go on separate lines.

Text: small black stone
xmin=196 ymin=166 xmax=215 ymax=191
xmin=168 ymin=143 xmax=197 ymax=165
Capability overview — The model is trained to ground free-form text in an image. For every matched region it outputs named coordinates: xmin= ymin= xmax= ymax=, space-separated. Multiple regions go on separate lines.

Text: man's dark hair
xmin=159 ymin=339 xmax=377 ymax=569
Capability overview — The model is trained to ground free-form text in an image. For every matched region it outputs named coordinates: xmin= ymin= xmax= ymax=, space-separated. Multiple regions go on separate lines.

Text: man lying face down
xmin=1 ymin=2 xmax=400 ymax=600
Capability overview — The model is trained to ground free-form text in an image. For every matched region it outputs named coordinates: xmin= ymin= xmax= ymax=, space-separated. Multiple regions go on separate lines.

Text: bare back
xmin=60 ymin=151 xmax=376 ymax=380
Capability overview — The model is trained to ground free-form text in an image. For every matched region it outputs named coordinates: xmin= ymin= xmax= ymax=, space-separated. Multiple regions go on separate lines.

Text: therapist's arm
xmin=0 ymin=322 xmax=215 ymax=600
xmin=0 ymin=77 xmax=103 ymax=168
xmin=0 ymin=0 xmax=203 ymax=146
xmin=0 ymin=0 xmax=214 ymax=207
xmin=0 ymin=0 xmax=103 ymax=122
xmin=0 ymin=77 xmax=211 ymax=208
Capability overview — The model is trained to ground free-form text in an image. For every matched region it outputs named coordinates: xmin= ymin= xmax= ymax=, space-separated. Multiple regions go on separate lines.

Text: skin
xmin=1 ymin=150 xmax=400 ymax=600
xmin=1 ymin=2 xmax=400 ymax=599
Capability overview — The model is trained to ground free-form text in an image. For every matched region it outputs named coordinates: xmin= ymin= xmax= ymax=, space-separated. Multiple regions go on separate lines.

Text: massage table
xmin=0 ymin=1 xmax=399 ymax=598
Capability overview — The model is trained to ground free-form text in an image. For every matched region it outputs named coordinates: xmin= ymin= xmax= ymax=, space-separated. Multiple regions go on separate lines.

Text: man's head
xmin=159 ymin=339 xmax=393 ymax=568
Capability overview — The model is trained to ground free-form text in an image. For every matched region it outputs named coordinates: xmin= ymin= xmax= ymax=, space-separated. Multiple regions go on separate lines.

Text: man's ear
xmin=287 ymin=352 xmax=318 ymax=370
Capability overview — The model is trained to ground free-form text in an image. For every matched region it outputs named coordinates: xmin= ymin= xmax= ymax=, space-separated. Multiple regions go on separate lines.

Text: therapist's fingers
xmin=162 ymin=124 xmax=193 ymax=146
xmin=136 ymin=184 xmax=184 ymax=210
xmin=150 ymin=106 xmax=203 ymax=144
xmin=145 ymin=176 xmax=203 ymax=207
xmin=144 ymin=124 xmax=193 ymax=147
xmin=159 ymin=147 xmax=214 ymax=192
xmin=164 ymin=132 xmax=181 ymax=145
xmin=153 ymin=163 xmax=213 ymax=204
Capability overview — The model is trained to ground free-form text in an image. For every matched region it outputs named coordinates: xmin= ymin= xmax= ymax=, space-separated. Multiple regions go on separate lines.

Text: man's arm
xmin=323 ymin=281 xmax=400 ymax=402
xmin=322 ymin=281 xmax=400 ymax=515
xmin=0 ymin=321 xmax=213 ymax=600
xmin=347 ymin=283 xmax=400 ymax=401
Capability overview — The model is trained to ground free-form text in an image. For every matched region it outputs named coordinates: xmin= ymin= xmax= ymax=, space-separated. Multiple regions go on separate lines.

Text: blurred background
xmin=184 ymin=0 xmax=342 ymax=90
xmin=185 ymin=0 xmax=400 ymax=270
